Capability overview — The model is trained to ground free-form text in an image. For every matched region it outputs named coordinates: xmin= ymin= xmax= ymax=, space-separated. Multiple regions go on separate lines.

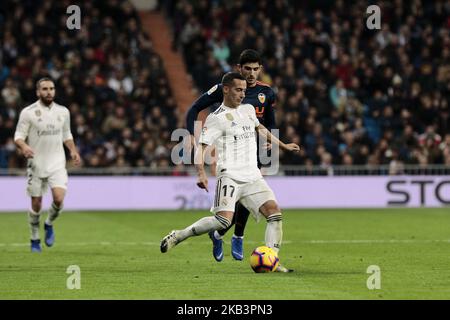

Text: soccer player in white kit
xmin=14 ymin=77 xmax=81 ymax=252
xmin=161 ymin=72 xmax=300 ymax=272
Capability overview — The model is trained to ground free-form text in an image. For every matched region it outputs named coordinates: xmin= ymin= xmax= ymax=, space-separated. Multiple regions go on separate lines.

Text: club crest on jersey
xmin=35 ymin=110 xmax=41 ymax=117
xmin=255 ymin=106 xmax=265 ymax=117
xmin=258 ymin=93 xmax=266 ymax=104
xmin=225 ymin=113 xmax=234 ymax=121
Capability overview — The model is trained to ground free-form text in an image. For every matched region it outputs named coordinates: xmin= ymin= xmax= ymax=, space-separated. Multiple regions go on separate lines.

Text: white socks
xmin=177 ymin=215 xmax=231 ymax=242
xmin=265 ymin=213 xmax=283 ymax=253
xmin=172 ymin=212 xmax=282 ymax=253
xmin=213 ymin=230 xmax=222 ymax=240
xmin=28 ymin=203 xmax=63 ymax=240
xmin=45 ymin=202 xmax=63 ymax=226
xmin=28 ymin=209 xmax=41 ymax=240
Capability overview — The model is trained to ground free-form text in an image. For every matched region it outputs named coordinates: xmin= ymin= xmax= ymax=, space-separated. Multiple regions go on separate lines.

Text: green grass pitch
xmin=0 ymin=208 xmax=449 ymax=299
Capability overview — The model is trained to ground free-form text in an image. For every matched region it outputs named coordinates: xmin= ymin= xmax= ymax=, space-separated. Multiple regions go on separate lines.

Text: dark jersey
xmin=186 ymin=81 xmax=276 ymax=135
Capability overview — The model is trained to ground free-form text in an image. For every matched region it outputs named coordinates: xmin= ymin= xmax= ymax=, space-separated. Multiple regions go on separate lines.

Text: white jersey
xmin=199 ymin=103 xmax=262 ymax=182
xmin=14 ymin=100 xmax=73 ymax=177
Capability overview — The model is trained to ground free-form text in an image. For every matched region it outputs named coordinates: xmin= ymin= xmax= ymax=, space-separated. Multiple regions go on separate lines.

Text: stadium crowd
xmin=164 ymin=0 xmax=450 ymax=173
xmin=1 ymin=0 xmax=449 ymax=175
xmin=0 ymin=0 xmax=178 ymax=171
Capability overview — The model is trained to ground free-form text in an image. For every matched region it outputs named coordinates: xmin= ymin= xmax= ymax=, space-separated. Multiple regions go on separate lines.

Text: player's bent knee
xmin=31 ymin=198 xmax=42 ymax=212
xmin=53 ymin=199 xmax=64 ymax=208
xmin=52 ymin=194 xmax=65 ymax=207
xmin=260 ymin=200 xmax=281 ymax=217
xmin=52 ymin=188 xmax=66 ymax=205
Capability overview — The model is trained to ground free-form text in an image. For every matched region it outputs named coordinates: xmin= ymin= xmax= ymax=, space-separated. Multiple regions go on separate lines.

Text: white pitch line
xmin=0 ymin=240 xmax=292 ymax=247
xmin=0 ymin=239 xmax=449 ymax=247
xmin=307 ymin=239 xmax=450 ymax=244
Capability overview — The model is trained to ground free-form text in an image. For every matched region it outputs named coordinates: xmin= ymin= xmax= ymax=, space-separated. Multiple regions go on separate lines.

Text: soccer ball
xmin=250 ymin=246 xmax=279 ymax=273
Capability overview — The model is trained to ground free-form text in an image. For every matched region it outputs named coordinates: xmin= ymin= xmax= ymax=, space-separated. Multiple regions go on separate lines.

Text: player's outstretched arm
xmin=256 ymin=124 xmax=301 ymax=152
xmin=194 ymin=143 xmax=209 ymax=192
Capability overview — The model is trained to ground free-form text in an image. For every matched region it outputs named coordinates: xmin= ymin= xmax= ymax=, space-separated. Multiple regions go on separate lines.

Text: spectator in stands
xmin=164 ymin=0 xmax=449 ymax=173
xmin=0 ymin=0 xmax=178 ymax=171
xmin=2 ymin=0 xmax=448 ymax=175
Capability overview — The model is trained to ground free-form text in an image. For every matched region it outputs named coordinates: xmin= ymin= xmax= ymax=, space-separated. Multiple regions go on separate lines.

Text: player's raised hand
xmin=285 ymin=143 xmax=301 ymax=152
xmin=196 ymin=172 xmax=209 ymax=192
xmin=70 ymin=151 xmax=81 ymax=166
xmin=21 ymin=145 xmax=35 ymax=158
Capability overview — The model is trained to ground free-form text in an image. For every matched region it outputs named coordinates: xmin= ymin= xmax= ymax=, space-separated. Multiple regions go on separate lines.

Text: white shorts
xmin=210 ymin=176 xmax=277 ymax=222
xmin=26 ymin=168 xmax=68 ymax=197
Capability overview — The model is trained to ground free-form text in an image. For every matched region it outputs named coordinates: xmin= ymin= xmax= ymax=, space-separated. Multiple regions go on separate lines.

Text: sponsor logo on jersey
xmin=234 ymin=131 xmax=256 ymax=141
xmin=37 ymin=129 xmax=61 ymax=136
xmin=231 ymin=121 xmax=237 ymax=127
xmin=35 ymin=110 xmax=41 ymax=117
xmin=258 ymin=93 xmax=266 ymax=104
xmin=255 ymin=106 xmax=265 ymax=117
xmin=225 ymin=113 xmax=234 ymax=121
xmin=207 ymin=84 xmax=218 ymax=95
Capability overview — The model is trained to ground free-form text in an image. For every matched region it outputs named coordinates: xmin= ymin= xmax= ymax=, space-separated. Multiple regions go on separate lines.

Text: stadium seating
xmin=1 ymin=0 xmax=449 ymax=174
xmin=0 ymin=0 xmax=178 ymax=170
xmin=163 ymin=0 xmax=450 ymax=170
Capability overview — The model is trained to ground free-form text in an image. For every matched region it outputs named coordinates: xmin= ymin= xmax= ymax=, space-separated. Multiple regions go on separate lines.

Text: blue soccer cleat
xmin=31 ymin=239 xmax=41 ymax=253
xmin=231 ymin=235 xmax=244 ymax=260
xmin=44 ymin=223 xmax=55 ymax=247
xmin=208 ymin=231 xmax=223 ymax=262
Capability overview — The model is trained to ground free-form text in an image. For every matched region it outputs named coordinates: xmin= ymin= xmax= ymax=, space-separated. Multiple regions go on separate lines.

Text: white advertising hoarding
xmin=0 ymin=176 xmax=448 ymax=211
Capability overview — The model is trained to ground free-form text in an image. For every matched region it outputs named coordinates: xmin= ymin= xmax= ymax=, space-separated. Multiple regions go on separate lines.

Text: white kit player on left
xmin=14 ymin=77 xmax=81 ymax=252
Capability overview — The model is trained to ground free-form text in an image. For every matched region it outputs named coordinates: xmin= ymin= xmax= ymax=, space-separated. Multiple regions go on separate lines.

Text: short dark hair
xmin=221 ymin=72 xmax=246 ymax=87
xmin=36 ymin=77 xmax=54 ymax=90
xmin=239 ymin=49 xmax=262 ymax=66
